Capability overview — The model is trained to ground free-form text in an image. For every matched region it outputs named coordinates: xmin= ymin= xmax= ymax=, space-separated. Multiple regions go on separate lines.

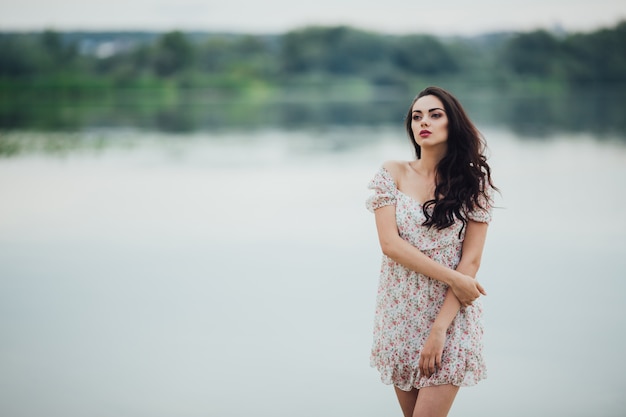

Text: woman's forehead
xmin=412 ymin=95 xmax=444 ymax=112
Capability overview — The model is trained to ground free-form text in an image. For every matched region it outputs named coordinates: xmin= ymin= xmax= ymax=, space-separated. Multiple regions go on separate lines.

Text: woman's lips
xmin=419 ymin=130 xmax=431 ymax=137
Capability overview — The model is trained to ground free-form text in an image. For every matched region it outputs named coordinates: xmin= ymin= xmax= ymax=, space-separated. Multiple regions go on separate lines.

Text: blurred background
xmin=1 ymin=2 xmax=625 ymax=417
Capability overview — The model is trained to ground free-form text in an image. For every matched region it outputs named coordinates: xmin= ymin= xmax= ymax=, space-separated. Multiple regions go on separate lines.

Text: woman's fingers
xmin=454 ymin=274 xmax=487 ymax=305
xmin=419 ymin=353 xmax=427 ymax=376
xmin=460 ymin=282 xmax=487 ymax=306
xmin=419 ymin=354 xmax=440 ymax=377
xmin=420 ymin=330 xmax=445 ymax=377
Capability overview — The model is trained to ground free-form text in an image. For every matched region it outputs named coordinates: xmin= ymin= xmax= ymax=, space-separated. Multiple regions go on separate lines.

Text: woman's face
xmin=410 ymin=94 xmax=449 ymax=150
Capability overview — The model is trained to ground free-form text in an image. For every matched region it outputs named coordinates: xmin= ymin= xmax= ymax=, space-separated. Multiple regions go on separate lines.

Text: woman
xmin=366 ymin=86 xmax=497 ymax=417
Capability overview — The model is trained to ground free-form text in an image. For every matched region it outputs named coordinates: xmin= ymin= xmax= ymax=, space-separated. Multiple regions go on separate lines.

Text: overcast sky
xmin=1 ymin=0 xmax=625 ymax=35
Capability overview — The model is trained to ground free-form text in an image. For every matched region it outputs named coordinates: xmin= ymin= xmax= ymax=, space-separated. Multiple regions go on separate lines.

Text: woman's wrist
xmin=441 ymin=268 xmax=459 ymax=287
xmin=430 ymin=323 xmax=448 ymax=334
xmin=444 ymin=269 xmax=465 ymax=292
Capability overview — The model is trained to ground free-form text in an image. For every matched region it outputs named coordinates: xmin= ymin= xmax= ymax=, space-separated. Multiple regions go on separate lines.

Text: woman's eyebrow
xmin=412 ymin=107 xmax=445 ymax=113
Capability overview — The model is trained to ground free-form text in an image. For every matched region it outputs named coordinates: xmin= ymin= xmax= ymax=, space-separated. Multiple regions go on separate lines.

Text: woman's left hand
xmin=419 ymin=327 xmax=446 ymax=378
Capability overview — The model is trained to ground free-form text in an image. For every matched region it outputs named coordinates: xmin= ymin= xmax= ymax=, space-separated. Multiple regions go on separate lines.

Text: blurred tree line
xmin=1 ymin=21 xmax=625 ymax=94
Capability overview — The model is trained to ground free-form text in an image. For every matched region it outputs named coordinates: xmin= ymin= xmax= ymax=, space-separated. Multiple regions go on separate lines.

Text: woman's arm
xmin=419 ymin=220 xmax=489 ymax=377
xmin=374 ymin=205 xmax=486 ymax=305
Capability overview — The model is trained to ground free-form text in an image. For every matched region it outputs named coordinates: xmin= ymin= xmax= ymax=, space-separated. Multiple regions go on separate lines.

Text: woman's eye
xmin=412 ymin=115 xmax=421 ymax=121
xmin=431 ymin=113 xmax=441 ymax=119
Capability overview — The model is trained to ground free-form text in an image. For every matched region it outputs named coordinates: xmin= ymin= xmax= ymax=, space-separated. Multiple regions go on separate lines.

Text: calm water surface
xmin=0 ymin=126 xmax=625 ymax=417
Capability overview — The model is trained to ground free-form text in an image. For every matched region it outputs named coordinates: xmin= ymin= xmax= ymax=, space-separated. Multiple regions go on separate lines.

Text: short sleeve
xmin=365 ymin=167 xmax=398 ymax=212
xmin=467 ymin=183 xmax=494 ymax=223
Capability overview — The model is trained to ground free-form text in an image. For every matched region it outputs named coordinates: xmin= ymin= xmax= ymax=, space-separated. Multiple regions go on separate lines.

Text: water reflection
xmin=1 ymin=86 xmax=625 ymax=140
xmin=0 ymin=128 xmax=624 ymax=417
xmin=490 ymin=88 xmax=626 ymax=139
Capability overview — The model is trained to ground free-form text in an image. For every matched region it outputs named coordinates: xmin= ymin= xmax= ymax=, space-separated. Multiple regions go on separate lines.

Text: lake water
xmin=1 ymin=123 xmax=625 ymax=417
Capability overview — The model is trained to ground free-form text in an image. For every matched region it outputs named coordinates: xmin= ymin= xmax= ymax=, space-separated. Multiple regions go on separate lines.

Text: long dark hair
xmin=404 ymin=86 xmax=498 ymax=235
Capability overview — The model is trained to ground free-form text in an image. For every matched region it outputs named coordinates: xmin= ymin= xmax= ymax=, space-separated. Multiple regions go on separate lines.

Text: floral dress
xmin=366 ymin=167 xmax=492 ymax=391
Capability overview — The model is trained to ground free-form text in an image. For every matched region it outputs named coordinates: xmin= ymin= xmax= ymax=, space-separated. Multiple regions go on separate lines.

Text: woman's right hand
xmin=450 ymin=272 xmax=486 ymax=306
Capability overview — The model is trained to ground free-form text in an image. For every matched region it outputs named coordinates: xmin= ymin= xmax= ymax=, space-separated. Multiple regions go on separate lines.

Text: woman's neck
xmin=416 ymin=146 xmax=446 ymax=175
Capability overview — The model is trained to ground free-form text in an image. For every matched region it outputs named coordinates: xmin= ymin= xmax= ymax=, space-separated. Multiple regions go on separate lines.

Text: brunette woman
xmin=366 ymin=86 xmax=497 ymax=417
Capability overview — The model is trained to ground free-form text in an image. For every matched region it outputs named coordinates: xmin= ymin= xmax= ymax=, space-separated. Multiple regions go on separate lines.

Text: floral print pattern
xmin=366 ymin=167 xmax=492 ymax=391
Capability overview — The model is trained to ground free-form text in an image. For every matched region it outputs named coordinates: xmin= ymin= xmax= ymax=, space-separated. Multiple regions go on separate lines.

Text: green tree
xmin=562 ymin=21 xmax=626 ymax=84
xmin=153 ymin=31 xmax=194 ymax=77
xmin=40 ymin=30 xmax=78 ymax=72
xmin=197 ymin=38 xmax=234 ymax=73
xmin=0 ymin=35 xmax=38 ymax=77
xmin=280 ymin=26 xmax=389 ymax=75
xmin=500 ymin=30 xmax=561 ymax=77
xmin=392 ymin=35 xmax=459 ymax=75
xmin=231 ymin=35 xmax=277 ymax=78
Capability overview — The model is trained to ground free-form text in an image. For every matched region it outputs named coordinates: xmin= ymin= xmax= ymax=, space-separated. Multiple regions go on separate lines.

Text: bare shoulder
xmin=381 ymin=160 xmax=410 ymax=184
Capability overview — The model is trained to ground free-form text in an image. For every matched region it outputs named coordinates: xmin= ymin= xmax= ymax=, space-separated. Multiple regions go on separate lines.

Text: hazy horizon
xmin=1 ymin=0 xmax=625 ymax=36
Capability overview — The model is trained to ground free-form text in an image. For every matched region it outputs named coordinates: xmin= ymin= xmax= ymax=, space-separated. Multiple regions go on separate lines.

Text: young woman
xmin=366 ymin=86 xmax=497 ymax=417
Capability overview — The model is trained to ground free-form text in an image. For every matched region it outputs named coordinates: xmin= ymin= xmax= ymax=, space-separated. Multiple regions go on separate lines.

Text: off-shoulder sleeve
xmin=467 ymin=183 xmax=494 ymax=223
xmin=365 ymin=167 xmax=398 ymax=212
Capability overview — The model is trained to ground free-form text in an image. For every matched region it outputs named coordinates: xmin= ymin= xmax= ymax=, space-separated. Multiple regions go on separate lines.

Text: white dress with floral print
xmin=366 ymin=167 xmax=492 ymax=391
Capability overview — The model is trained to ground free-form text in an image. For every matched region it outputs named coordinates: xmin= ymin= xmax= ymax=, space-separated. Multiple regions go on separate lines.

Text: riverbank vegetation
xmin=0 ymin=22 xmax=625 ymax=134
xmin=1 ymin=21 xmax=625 ymax=94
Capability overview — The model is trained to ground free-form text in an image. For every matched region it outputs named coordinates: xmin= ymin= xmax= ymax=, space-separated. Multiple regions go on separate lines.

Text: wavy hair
xmin=404 ymin=86 xmax=498 ymax=236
